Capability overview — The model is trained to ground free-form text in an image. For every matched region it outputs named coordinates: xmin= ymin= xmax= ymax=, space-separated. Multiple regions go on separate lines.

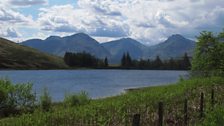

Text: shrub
xmin=13 ymin=83 xmax=36 ymax=111
xmin=64 ymin=91 xmax=90 ymax=107
xmin=40 ymin=88 xmax=52 ymax=112
xmin=0 ymin=79 xmax=35 ymax=117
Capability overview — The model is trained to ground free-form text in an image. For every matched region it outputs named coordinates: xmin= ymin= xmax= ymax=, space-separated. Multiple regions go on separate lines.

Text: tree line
xmin=64 ymin=52 xmax=108 ymax=68
xmin=63 ymin=52 xmax=191 ymax=70
xmin=120 ymin=52 xmax=191 ymax=70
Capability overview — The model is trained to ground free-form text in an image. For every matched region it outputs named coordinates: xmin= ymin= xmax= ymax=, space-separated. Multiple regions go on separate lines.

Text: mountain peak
xmin=120 ymin=37 xmax=134 ymax=41
xmin=169 ymin=34 xmax=185 ymax=39
xmin=165 ymin=34 xmax=192 ymax=44
xmin=166 ymin=34 xmax=187 ymax=42
xmin=70 ymin=33 xmax=90 ymax=38
xmin=46 ymin=35 xmax=61 ymax=40
xmin=118 ymin=38 xmax=141 ymax=44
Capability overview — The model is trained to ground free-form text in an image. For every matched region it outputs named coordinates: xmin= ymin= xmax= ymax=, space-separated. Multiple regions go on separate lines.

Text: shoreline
xmin=0 ymin=68 xmax=189 ymax=71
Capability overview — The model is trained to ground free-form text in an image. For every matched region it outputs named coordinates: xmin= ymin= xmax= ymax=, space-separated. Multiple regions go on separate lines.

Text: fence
xmin=1 ymin=85 xmax=224 ymax=126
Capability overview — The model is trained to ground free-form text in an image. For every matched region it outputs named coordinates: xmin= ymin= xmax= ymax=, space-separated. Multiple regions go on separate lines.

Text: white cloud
xmin=37 ymin=4 xmax=128 ymax=37
xmin=0 ymin=6 xmax=33 ymax=23
xmin=93 ymin=36 xmax=121 ymax=43
xmin=35 ymin=0 xmax=224 ymax=44
xmin=1 ymin=0 xmax=224 ymax=44
xmin=0 ymin=3 xmax=35 ymax=40
xmin=9 ymin=0 xmax=47 ymax=6
xmin=1 ymin=0 xmax=48 ymax=7
xmin=0 ymin=27 xmax=21 ymax=38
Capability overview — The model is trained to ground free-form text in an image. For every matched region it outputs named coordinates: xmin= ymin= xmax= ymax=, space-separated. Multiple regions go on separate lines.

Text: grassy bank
xmin=0 ymin=77 xmax=224 ymax=126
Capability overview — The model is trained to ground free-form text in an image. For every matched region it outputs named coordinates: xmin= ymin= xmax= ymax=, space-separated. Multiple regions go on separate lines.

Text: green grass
xmin=0 ymin=37 xmax=68 ymax=69
xmin=0 ymin=77 xmax=224 ymax=126
xmin=201 ymin=106 xmax=224 ymax=126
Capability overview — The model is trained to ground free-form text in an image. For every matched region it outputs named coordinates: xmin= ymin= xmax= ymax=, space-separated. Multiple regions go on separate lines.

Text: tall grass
xmin=64 ymin=91 xmax=90 ymax=107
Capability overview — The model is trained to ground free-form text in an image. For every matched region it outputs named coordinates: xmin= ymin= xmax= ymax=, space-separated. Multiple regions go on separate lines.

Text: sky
xmin=0 ymin=0 xmax=224 ymax=45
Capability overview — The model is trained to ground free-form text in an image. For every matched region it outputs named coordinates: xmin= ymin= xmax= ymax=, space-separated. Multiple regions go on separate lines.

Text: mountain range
xmin=22 ymin=33 xmax=110 ymax=58
xmin=21 ymin=33 xmax=196 ymax=64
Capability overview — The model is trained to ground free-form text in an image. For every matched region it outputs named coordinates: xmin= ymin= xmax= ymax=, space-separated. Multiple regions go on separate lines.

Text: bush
xmin=40 ymin=88 xmax=52 ymax=112
xmin=0 ymin=79 xmax=36 ymax=117
xmin=13 ymin=83 xmax=36 ymax=111
xmin=64 ymin=91 xmax=90 ymax=107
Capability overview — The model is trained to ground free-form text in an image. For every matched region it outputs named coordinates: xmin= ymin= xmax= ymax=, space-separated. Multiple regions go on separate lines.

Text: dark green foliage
xmin=217 ymin=30 xmax=224 ymax=75
xmin=126 ymin=52 xmax=132 ymax=67
xmin=104 ymin=57 xmax=109 ymax=67
xmin=0 ymin=90 xmax=5 ymax=102
xmin=40 ymin=88 xmax=51 ymax=112
xmin=121 ymin=53 xmax=126 ymax=67
xmin=64 ymin=91 xmax=90 ymax=107
xmin=121 ymin=52 xmax=133 ymax=68
xmin=181 ymin=53 xmax=191 ymax=70
xmin=121 ymin=53 xmax=191 ymax=70
xmin=153 ymin=56 xmax=163 ymax=69
xmin=191 ymin=31 xmax=224 ymax=76
xmin=64 ymin=52 xmax=105 ymax=68
xmin=167 ymin=58 xmax=176 ymax=70
xmin=0 ymin=79 xmax=35 ymax=117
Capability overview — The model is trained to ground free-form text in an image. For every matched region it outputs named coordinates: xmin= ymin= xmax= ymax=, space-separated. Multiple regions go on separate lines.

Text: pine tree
xmin=182 ymin=53 xmax=191 ymax=70
xmin=126 ymin=52 xmax=132 ymax=67
xmin=64 ymin=52 xmax=72 ymax=66
xmin=121 ymin=53 xmax=126 ymax=67
xmin=104 ymin=57 xmax=108 ymax=67
xmin=154 ymin=56 xmax=163 ymax=69
xmin=168 ymin=57 xmax=175 ymax=70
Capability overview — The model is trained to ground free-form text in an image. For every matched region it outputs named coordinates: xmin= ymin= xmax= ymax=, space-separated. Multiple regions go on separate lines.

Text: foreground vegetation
xmin=0 ymin=77 xmax=224 ymax=126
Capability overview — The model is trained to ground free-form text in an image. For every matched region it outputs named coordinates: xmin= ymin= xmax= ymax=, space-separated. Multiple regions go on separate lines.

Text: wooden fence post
xmin=158 ymin=102 xmax=163 ymax=126
xmin=184 ymin=99 xmax=188 ymax=126
xmin=200 ymin=92 xmax=204 ymax=118
xmin=211 ymin=88 xmax=214 ymax=110
xmin=132 ymin=114 xmax=140 ymax=126
xmin=125 ymin=109 xmax=129 ymax=126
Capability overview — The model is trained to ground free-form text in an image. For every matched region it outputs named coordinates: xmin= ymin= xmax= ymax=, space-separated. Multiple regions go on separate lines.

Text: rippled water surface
xmin=0 ymin=70 xmax=188 ymax=101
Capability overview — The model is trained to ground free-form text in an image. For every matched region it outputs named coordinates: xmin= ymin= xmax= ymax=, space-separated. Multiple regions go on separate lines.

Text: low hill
xmin=0 ymin=37 xmax=68 ymax=69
